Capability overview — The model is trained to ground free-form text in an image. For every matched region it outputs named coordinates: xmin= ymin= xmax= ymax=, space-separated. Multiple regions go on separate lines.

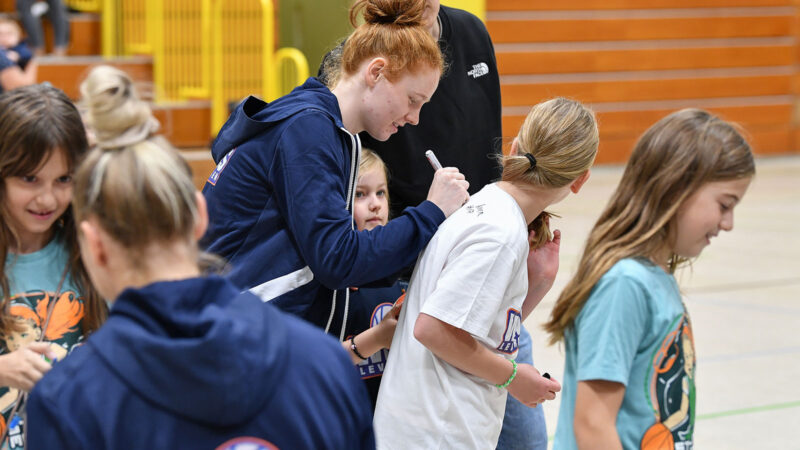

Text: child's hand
xmin=527 ymin=225 xmax=560 ymax=293
xmin=5 ymin=50 xmax=19 ymax=62
xmin=0 ymin=342 xmax=55 ymax=391
xmin=506 ymin=363 xmax=561 ymax=407
xmin=426 ymin=167 xmax=469 ymax=217
xmin=374 ymin=297 xmax=403 ymax=349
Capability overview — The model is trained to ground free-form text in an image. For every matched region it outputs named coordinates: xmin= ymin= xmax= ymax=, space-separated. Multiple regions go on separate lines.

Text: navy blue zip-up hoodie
xmin=26 ymin=276 xmax=374 ymax=449
xmin=201 ymin=78 xmax=445 ymax=335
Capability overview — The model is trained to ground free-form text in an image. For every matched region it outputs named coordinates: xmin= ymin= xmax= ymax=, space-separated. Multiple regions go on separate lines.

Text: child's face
xmin=0 ymin=23 xmax=20 ymax=49
xmin=3 ymin=147 xmax=73 ymax=253
xmin=671 ymin=177 xmax=751 ymax=258
xmin=354 ymin=167 xmax=389 ymax=231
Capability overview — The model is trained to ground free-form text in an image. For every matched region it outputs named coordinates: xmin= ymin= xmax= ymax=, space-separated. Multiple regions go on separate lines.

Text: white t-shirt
xmin=373 ymin=183 xmax=529 ymax=450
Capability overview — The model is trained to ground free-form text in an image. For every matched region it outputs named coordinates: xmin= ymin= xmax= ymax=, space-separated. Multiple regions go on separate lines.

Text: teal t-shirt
xmin=1 ymin=236 xmax=86 ymax=450
xmin=554 ymin=258 xmax=696 ymax=450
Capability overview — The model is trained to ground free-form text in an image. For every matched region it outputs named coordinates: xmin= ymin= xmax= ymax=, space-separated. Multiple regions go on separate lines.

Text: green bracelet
xmin=495 ymin=359 xmax=517 ymax=389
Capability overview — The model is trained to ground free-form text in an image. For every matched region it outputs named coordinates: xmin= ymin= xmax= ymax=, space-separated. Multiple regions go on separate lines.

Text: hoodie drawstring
xmin=325 ymin=130 xmax=361 ymax=340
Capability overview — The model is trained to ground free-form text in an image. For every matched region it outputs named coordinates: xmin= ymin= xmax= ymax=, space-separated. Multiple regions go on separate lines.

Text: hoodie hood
xmin=89 ymin=276 xmax=288 ymax=427
xmin=211 ymin=77 xmax=344 ymax=163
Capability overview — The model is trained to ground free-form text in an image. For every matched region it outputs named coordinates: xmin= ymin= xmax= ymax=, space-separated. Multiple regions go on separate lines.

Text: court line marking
xmin=697 ymin=400 xmax=800 ymax=420
xmin=547 ymin=400 xmax=800 ymax=440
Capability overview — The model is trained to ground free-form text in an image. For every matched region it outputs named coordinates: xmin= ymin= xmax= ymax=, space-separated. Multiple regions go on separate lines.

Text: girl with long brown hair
xmin=0 ymin=84 xmax=105 ymax=448
xmin=546 ymin=109 xmax=755 ymax=449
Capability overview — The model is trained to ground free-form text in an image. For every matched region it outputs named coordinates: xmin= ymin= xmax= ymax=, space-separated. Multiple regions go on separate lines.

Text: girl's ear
xmin=510 ymin=137 xmax=520 ymax=156
xmin=365 ymin=57 xmax=388 ymax=87
xmin=570 ymin=170 xmax=591 ymax=194
xmin=79 ymin=219 xmax=108 ymax=269
xmin=193 ymin=192 xmax=209 ymax=241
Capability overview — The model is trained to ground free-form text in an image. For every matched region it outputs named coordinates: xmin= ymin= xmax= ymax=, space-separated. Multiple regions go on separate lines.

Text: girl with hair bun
xmin=26 ymin=140 xmax=375 ymax=449
xmin=373 ymin=97 xmax=597 ymax=449
xmin=547 ymin=109 xmax=755 ymax=449
xmin=202 ymin=0 xmax=469 ymax=340
xmin=79 ymin=65 xmax=170 ymax=150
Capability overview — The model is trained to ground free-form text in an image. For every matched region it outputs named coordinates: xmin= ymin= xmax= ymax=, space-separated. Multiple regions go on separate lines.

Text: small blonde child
xmin=546 ymin=109 xmax=755 ymax=449
xmin=338 ymin=148 xmax=404 ymax=410
xmin=0 ymin=85 xmax=105 ymax=448
xmin=374 ymin=97 xmax=598 ymax=449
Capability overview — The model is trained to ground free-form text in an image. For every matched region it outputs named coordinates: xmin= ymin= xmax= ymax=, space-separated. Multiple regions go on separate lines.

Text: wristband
xmin=495 ymin=359 xmax=517 ymax=389
xmin=349 ymin=335 xmax=368 ymax=361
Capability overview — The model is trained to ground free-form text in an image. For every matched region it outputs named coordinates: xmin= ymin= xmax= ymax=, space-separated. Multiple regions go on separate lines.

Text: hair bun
xmin=353 ymin=0 xmax=425 ymax=28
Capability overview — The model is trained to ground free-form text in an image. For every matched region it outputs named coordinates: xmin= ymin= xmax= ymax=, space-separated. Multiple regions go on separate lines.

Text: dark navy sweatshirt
xmin=27 ymin=276 xmax=374 ymax=449
xmin=201 ymin=78 xmax=444 ymax=335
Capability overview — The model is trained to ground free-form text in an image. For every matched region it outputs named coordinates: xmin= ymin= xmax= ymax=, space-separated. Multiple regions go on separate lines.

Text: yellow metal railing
xmin=100 ymin=0 xmax=309 ymax=136
xmin=101 ymin=0 xmax=151 ymax=57
xmin=153 ymin=0 xmax=211 ymax=100
xmin=274 ymin=48 xmax=310 ymax=97
xmin=441 ymin=0 xmax=485 ymax=21
xmin=66 ymin=0 xmax=101 ymax=12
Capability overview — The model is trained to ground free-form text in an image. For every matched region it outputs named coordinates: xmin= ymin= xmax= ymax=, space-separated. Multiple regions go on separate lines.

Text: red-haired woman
xmin=202 ymin=0 xmax=469 ymax=340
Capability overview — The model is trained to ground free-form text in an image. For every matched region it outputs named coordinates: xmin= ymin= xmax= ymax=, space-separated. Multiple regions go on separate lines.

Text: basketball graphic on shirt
xmin=641 ymin=423 xmax=674 ymax=449
xmin=641 ymin=315 xmax=695 ymax=449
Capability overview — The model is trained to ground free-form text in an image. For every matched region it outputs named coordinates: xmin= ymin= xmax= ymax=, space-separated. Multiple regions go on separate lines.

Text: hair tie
xmin=524 ymin=153 xmax=537 ymax=169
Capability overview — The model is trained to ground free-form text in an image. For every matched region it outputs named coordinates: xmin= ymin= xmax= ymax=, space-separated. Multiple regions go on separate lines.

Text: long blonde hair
xmin=545 ymin=108 xmax=755 ymax=344
xmin=501 ymin=97 xmax=598 ymax=248
xmin=72 ymin=141 xmax=199 ymax=268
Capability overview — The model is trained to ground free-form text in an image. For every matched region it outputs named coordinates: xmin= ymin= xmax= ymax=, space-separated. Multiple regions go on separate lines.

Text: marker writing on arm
xmin=425 ymin=149 xmax=442 ymax=171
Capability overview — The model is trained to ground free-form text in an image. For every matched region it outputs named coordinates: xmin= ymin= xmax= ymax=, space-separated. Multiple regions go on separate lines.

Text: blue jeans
xmin=496 ymin=325 xmax=548 ymax=450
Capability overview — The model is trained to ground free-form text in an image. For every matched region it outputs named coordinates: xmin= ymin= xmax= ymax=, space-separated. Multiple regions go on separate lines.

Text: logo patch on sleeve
xmin=497 ymin=308 xmax=522 ymax=354
xmin=207 ymin=148 xmax=237 ymax=186
xmin=215 ymin=437 xmax=278 ymax=450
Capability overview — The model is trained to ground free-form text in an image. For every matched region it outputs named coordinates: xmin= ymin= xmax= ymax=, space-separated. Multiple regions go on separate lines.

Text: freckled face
xmin=362 ymin=66 xmax=440 ymax=142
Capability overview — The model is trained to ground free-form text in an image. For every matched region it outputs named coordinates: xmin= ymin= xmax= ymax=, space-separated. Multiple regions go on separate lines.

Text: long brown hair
xmin=0 ymin=85 xmax=106 ymax=337
xmin=501 ymin=97 xmax=598 ymax=248
xmin=545 ymin=108 xmax=755 ymax=344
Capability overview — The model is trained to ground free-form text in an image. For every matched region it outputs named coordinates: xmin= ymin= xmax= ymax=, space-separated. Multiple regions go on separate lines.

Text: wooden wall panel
xmin=489 ymin=1 xmax=800 ymax=159
xmin=488 ymin=16 xmax=793 ymax=44
xmin=497 ymin=45 xmax=794 ymax=75
xmin=490 ymin=0 xmax=792 ymax=11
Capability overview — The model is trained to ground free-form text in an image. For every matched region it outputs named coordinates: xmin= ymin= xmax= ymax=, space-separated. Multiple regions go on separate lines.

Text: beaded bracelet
xmin=350 ymin=335 xmax=368 ymax=360
xmin=495 ymin=359 xmax=518 ymax=389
